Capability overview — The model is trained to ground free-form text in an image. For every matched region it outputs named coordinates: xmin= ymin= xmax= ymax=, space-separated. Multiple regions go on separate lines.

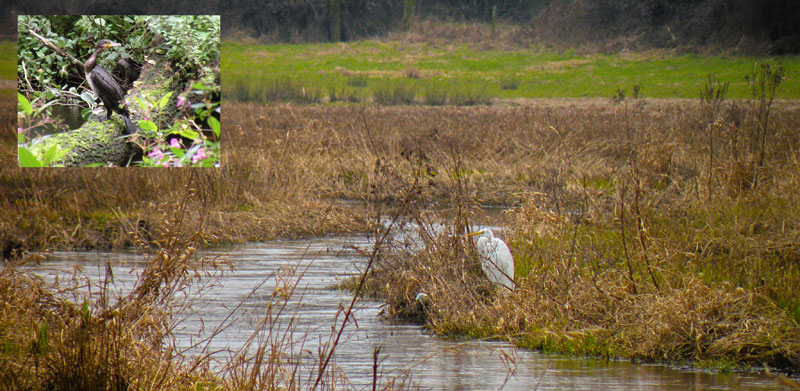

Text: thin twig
xmin=26 ymin=29 xmax=84 ymax=68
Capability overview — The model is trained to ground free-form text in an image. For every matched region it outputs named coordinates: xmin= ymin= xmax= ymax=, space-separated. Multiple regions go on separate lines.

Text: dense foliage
xmin=17 ymin=15 xmax=220 ymax=100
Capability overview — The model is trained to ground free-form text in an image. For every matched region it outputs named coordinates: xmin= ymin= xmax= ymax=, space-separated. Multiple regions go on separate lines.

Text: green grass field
xmin=222 ymin=40 xmax=800 ymax=100
xmin=4 ymin=38 xmax=798 ymax=100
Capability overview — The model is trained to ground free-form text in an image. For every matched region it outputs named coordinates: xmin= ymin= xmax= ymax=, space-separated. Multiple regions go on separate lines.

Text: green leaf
xmin=208 ymin=116 xmax=220 ymax=138
xmin=170 ymin=147 xmax=185 ymax=158
xmin=178 ymin=128 xmax=200 ymax=140
xmin=82 ymin=300 xmax=90 ymax=322
xmin=46 ymin=145 xmax=72 ymax=165
xmin=80 ymin=90 xmax=96 ymax=106
xmin=18 ymin=93 xmax=32 ymax=116
xmin=138 ymin=120 xmax=158 ymax=132
xmin=156 ymin=91 xmax=174 ymax=109
xmin=135 ymin=96 xmax=148 ymax=112
xmin=42 ymin=144 xmax=59 ymax=165
xmin=37 ymin=322 xmax=48 ymax=353
xmin=18 ymin=147 xmax=43 ymax=167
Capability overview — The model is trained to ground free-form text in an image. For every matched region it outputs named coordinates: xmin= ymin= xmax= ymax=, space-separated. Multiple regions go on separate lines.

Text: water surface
xmin=32 ymin=236 xmax=792 ymax=390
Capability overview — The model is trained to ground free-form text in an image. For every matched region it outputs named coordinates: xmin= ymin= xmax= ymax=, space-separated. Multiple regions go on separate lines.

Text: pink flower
xmin=170 ymin=138 xmax=181 ymax=149
xmin=177 ymin=96 xmax=190 ymax=109
xmin=148 ymin=147 xmax=163 ymax=162
xmin=192 ymin=148 xmax=207 ymax=164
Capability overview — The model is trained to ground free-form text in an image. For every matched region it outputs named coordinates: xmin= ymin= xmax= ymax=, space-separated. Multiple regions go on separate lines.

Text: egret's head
xmin=466 ymin=229 xmax=493 ymax=239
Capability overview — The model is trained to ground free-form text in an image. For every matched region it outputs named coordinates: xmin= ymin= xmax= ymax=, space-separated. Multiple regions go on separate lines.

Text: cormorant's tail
xmin=122 ymin=114 xmax=136 ymax=135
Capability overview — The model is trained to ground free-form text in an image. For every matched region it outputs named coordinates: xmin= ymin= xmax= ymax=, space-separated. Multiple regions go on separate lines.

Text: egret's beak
xmin=466 ymin=230 xmax=484 ymax=237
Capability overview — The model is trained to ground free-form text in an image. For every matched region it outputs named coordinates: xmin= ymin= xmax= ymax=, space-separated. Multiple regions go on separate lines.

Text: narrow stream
xmin=31 ymin=236 xmax=790 ymax=390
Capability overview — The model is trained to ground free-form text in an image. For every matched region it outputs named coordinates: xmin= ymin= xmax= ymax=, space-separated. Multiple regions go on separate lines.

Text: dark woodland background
xmin=4 ymin=0 xmax=800 ymax=54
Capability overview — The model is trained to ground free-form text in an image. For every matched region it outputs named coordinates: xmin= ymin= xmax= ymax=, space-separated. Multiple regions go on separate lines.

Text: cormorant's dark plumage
xmin=115 ymin=57 xmax=141 ymax=89
xmin=85 ymin=39 xmax=135 ymax=134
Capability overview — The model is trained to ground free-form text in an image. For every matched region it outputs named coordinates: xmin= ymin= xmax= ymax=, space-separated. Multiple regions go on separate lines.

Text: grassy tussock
xmin=341 ymin=97 xmax=800 ymax=372
xmin=504 ymin=197 xmax=799 ymax=366
xmin=421 ymin=85 xmax=492 ymax=106
xmin=367 ymin=204 xmax=800 ymax=372
xmin=372 ymin=81 xmax=416 ymax=105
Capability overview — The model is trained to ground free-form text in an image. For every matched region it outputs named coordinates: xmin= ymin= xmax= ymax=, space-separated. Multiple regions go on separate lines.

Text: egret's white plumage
xmin=467 ymin=229 xmax=515 ymax=291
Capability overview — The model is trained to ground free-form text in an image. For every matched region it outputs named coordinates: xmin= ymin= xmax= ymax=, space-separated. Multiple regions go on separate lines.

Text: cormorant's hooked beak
xmin=104 ymin=41 xmax=121 ymax=49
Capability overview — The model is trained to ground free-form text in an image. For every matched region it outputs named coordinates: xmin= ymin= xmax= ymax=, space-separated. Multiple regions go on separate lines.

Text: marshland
xmin=4 ymin=2 xmax=800 ymax=390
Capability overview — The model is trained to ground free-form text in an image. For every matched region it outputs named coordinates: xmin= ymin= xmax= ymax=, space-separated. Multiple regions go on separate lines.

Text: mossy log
xmin=29 ymin=119 xmax=139 ymax=166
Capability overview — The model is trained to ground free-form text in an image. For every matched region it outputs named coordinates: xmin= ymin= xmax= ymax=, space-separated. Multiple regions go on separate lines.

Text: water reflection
xmin=29 ymin=104 xmax=86 ymax=138
xmin=30 ymin=237 xmax=790 ymax=390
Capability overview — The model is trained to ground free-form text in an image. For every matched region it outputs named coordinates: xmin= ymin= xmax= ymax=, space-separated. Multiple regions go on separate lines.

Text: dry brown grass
xmin=1 ymin=97 xmax=367 ymax=257
xmin=8 ymin=95 xmax=797 ymax=257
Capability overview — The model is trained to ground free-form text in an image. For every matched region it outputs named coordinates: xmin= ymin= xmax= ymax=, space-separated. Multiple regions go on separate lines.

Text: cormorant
xmin=85 ymin=39 xmax=135 ymax=134
xmin=115 ymin=56 xmax=141 ymax=90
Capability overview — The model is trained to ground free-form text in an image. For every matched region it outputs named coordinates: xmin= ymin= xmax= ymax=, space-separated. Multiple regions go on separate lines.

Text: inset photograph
xmin=17 ymin=15 xmax=220 ymax=167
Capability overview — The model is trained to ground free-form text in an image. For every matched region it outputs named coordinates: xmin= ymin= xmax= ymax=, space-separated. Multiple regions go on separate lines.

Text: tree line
xmin=3 ymin=0 xmax=798 ymax=53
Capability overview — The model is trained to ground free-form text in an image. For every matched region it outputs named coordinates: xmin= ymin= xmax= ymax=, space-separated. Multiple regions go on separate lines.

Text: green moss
xmin=585 ymin=176 xmax=616 ymax=191
xmin=28 ymin=119 xmax=130 ymax=166
xmin=86 ymin=211 xmax=118 ymax=227
xmin=697 ymin=357 xmax=739 ymax=373
xmin=518 ymin=330 xmax=621 ymax=358
xmin=235 ymin=204 xmax=253 ymax=212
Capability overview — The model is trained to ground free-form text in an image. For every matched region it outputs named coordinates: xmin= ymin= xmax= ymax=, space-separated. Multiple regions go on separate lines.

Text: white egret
xmin=467 ymin=229 xmax=515 ymax=291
